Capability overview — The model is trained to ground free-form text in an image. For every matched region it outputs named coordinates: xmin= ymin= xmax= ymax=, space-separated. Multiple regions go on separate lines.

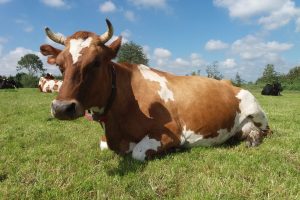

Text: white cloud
xmin=172 ymin=58 xmax=190 ymax=68
xmin=124 ymin=10 xmax=136 ymax=21
xmin=220 ymin=58 xmax=237 ymax=69
xmin=205 ymin=39 xmax=229 ymax=51
xmin=231 ymin=35 xmax=293 ymax=61
xmin=214 ymin=0 xmax=300 ymax=31
xmin=225 ymin=34 xmax=295 ymax=81
xmin=142 ymin=45 xmax=151 ymax=60
xmin=99 ymin=1 xmax=116 ymax=13
xmin=151 ymin=48 xmax=206 ymax=75
xmin=153 ymin=47 xmax=172 ymax=67
xmin=258 ymin=1 xmax=300 ymax=30
xmin=0 ymin=47 xmax=60 ymax=76
xmin=106 ymin=30 xmax=131 ymax=46
xmin=0 ymin=0 xmax=11 ymax=4
xmin=120 ymin=29 xmax=131 ymax=44
xmin=41 ymin=0 xmax=69 ymax=8
xmin=214 ymin=0 xmax=287 ymax=19
xmin=15 ymin=19 xmax=34 ymax=33
xmin=128 ymin=0 xmax=168 ymax=9
xmin=190 ymin=53 xmax=206 ymax=67
xmin=153 ymin=48 xmax=172 ymax=59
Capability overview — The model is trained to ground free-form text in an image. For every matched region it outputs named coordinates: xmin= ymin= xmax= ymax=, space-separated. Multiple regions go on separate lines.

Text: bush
xmin=20 ymin=74 xmax=39 ymax=88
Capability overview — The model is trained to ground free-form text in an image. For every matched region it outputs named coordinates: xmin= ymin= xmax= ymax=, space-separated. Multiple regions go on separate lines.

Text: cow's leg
xmin=99 ymin=135 xmax=137 ymax=155
xmin=132 ymin=132 xmax=180 ymax=161
xmin=239 ymin=117 xmax=271 ymax=147
xmin=99 ymin=135 xmax=109 ymax=150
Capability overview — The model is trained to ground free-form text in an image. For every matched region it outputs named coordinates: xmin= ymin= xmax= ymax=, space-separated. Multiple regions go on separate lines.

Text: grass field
xmin=0 ymin=88 xmax=299 ymax=199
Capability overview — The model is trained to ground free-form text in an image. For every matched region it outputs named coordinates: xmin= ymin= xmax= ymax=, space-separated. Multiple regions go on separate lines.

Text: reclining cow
xmin=261 ymin=82 xmax=283 ymax=96
xmin=38 ymin=73 xmax=63 ymax=93
xmin=0 ymin=76 xmax=17 ymax=89
xmin=40 ymin=19 xmax=271 ymax=161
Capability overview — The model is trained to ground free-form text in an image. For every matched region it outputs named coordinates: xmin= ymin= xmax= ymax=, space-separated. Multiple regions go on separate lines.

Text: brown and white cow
xmin=38 ymin=73 xmax=63 ymax=93
xmin=40 ymin=19 xmax=271 ymax=161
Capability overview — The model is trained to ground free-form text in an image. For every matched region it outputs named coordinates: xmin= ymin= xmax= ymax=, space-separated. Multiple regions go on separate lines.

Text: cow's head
xmin=40 ymin=19 xmax=122 ymax=120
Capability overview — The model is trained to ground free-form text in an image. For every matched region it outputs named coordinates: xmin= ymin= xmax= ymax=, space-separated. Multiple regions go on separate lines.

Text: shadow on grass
xmin=219 ymin=137 xmax=243 ymax=148
xmin=106 ymin=148 xmax=191 ymax=176
xmin=105 ymin=155 xmax=147 ymax=176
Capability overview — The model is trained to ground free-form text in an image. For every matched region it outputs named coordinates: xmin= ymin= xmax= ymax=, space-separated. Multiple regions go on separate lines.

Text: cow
xmin=40 ymin=19 xmax=271 ymax=161
xmin=261 ymin=82 xmax=283 ymax=96
xmin=38 ymin=73 xmax=63 ymax=93
xmin=0 ymin=76 xmax=17 ymax=89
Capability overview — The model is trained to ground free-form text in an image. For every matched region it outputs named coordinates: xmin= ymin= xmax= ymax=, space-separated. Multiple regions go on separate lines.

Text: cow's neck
xmin=91 ymin=62 xmax=133 ymax=119
xmin=107 ymin=62 xmax=134 ymax=117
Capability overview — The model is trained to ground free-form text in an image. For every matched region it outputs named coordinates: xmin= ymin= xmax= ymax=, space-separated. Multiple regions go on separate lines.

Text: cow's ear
xmin=40 ymin=44 xmax=62 ymax=65
xmin=108 ymin=36 xmax=122 ymax=58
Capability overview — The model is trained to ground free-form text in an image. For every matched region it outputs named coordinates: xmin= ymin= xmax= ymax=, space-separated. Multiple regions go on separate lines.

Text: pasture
xmin=0 ymin=88 xmax=299 ymax=199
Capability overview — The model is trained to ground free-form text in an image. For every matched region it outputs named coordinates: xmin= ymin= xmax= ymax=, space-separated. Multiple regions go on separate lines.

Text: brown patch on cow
xmin=46 ymin=85 xmax=51 ymax=93
xmin=53 ymin=84 xmax=58 ymax=91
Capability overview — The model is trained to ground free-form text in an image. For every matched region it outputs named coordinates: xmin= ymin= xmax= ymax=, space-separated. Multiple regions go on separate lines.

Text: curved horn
xmin=45 ymin=27 xmax=66 ymax=45
xmin=99 ymin=19 xmax=114 ymax=44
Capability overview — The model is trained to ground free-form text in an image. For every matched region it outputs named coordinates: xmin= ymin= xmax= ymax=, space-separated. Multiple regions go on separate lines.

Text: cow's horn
xmin=45 ymin=27 xmax=66 ymax=45
xmin=99 ymin=19 xmax=114 ymax=44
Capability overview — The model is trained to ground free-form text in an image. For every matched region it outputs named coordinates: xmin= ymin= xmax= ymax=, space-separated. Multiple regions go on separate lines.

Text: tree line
xmin=2 ymin=42 xmax=299 ymax=90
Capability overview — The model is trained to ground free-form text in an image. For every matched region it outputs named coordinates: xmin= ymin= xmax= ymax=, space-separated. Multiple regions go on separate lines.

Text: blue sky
xmin=0 ymin=0 xmax=300 ymax=81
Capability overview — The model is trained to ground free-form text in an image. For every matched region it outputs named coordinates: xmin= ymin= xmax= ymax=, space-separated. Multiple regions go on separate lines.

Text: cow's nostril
xmin=66 ymin=102 xmax=76 ymax=114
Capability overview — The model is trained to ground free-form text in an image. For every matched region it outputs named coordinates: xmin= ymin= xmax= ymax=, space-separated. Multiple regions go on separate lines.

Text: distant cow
xmin=40 ymin=19 xmax=271 ymax=161
xmin=38 ymin=73 xmax=62 ymax=93
xmin=0 ymin=76 xmax=17 ymax=89
xmin=261 ymin=83 xmax=282 ymax=96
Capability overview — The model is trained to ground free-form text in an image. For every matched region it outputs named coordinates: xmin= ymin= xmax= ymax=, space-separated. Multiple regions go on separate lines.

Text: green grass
xmin=0 ymin=88 xmax=299 ymax=199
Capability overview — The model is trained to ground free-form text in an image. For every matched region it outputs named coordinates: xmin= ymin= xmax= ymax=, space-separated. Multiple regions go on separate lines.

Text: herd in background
xmin=0 ymin=73 xmax=62 ymax=93
xmin=38 ymin=73 xmax=63 ymax=93
xmin=0 ymin=76 xmax=17 ymax=89
xmin=1 ymin=73 xmax=282 ymax=96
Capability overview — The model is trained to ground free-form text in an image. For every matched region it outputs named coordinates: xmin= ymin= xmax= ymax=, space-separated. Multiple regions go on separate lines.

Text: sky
xmin=0 ymin=0 xmax=300 ymax=81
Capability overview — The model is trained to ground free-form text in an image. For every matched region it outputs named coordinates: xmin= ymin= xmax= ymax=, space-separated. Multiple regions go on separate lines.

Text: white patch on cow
xmin=90 ymin=106 xmax=105 ymax=115
xmin=126 ymin=142 xmax=137 ymax=154
xmin=39 ymin=77 xmax=63 ymax=93
xmin=132 ymin=135 xmax=161 ymax=161
xmin=236 ymin=89 xmax=268 ymax=129
xmin=56 ymin=81 xmax=63 ymax=92
xmin=47 ymin=80 xmax=56 ymax=91
xmin=138 ymin=64 xmax=174 ymax=103
xmin=180 ymin=124 xmax=238 ymax=147
xmin=99 ymin=140 xmax=108 ymax=150
xmin=69 ymin=37 xmax=93 ymax=64
xmin=38 ymin=77 xmax=45 ymax=87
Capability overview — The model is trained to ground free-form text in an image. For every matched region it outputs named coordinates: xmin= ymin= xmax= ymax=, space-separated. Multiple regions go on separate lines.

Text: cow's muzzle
xmin=51 ymin=100 xmax=84 ymax=120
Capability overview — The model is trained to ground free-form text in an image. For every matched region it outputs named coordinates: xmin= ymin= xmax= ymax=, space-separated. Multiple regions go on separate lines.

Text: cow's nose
xmin=51 ymin=100 xmax=84 ymax=120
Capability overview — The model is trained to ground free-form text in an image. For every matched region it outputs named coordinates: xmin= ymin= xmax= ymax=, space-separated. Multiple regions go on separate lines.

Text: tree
xmin=190 ymin=69 xmax=201 ymax=76
xmin=17 ymin=54 xmax=45 ymax=76
xmin=117 ymin=42 xmax=149 ymax=65
xmin=233 ymin=72 xmax=244 ymax=86
xmin=286 ymin=66 xmax=300 ymax=82
xmin=206 ymin=61 xmax=223 ymax=80
xmin=257 ymin=64 xmax=279 ymax=84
